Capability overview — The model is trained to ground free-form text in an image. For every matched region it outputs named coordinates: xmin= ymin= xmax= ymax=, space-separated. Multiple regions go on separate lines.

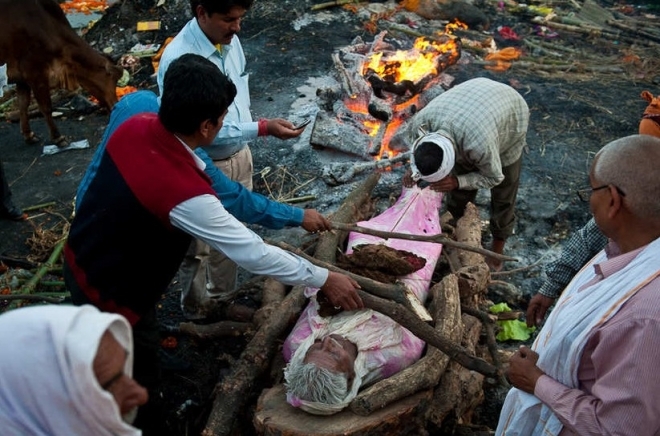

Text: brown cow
xmin=0 ymin=0 xmax=124 ymax=146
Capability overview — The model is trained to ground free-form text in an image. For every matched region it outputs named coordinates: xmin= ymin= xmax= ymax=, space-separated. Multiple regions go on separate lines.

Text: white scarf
xmin=410 ymin=132 xmax=456 ymax=183
xmin=497 ymin=236 xmax=660 ymax=436
xmin=0 ymin=305 xmax=141 ymax=436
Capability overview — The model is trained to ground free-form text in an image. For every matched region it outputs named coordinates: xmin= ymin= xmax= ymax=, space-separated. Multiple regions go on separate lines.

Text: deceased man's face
xmin=304 ymin=334 xmax=357 ymax=380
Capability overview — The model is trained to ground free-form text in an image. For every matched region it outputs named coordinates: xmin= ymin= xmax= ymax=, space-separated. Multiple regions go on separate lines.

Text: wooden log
xmin=456 ymin=263 xmax=490 ymax=301
xmin=358 ymin=291 xmax=498 ymax=378
xmin=454 ymin=203 xmax=485 ymax=268
xmin=179 ymin=321 xmax=251 ymax=340
xmin=321 ymin=152 xmax=410 ymax=186
xmin=461 ymin=305 xmax=505 ymax=384
xmin=426 ymin=314 xmax=485 ymax=429
xmin=310 ymin=0 xmax=355 ymax=12
xmin=310 ymin=111 xmax=372 ymax=158
xmin=253 ymin=279 xmax=287 ymax=328
xmin=533 ymin=17 xmax=660 ymax=48
xmin=606 ymin=19 xmax=660 ymax=44
xmin=317 ymin=172 xmax=381 ymax=262
xmin=268 ymin=241 xmax=417 ymax=310
xmin=254 ymin=384 xmax=432 ymax=436
xmin=202 ymin=286 xmax=307 ymax=436
xmin=203 ymin=173 xmax=381 ymax=436
xmin=349 ymin=273 xmax=462 ymax=415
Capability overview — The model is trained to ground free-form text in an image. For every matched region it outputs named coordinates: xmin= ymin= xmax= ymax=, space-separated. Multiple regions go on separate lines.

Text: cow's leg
xmin=31 ymin=82 xmax=68 ymax=147
xmin=15 ymin=83 xmax=40 ymax=144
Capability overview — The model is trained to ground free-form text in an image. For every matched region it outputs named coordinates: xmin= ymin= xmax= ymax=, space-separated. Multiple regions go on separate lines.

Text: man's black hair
xmin=189 ymin=0 xmax=254 ymax=16
xmin=413 ymin=141 xmax=445 ymax=176
xmin=159 ymin=53 xmax=237 ymax=136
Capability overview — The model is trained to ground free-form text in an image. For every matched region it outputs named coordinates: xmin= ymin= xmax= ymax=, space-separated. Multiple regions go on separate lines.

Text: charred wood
xmin=321 ymin=152 xmax=409 ymax=186
xmin=454 ymin=203 xmax=486 ymax=268
xmin=309 ymin=111 xmax=371 ymax=158
xmin=253 ymin=279 xmax=287 ymax=328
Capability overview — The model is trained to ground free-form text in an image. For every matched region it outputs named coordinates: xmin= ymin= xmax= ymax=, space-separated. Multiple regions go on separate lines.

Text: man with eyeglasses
xmin=498 ymin=134 xmax=660 ymax=435
xmin=526 ymin=150 xmax=647 ymax=328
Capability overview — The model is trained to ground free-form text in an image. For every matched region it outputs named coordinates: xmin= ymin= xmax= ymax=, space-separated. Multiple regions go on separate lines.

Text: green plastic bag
xmin=489 ymin=303 xmax=535 ymax=341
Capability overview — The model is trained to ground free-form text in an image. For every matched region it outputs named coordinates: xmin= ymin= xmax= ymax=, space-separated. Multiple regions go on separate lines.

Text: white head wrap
xmin=409 ymin=131 xmax=455 ymax=183
xmin=0 ymin=305 xmax=141 ymax=436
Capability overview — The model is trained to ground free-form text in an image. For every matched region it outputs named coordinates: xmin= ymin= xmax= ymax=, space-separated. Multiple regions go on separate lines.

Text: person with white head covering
xmin=398 ymin=77 xmax=529 ymax=271
xmin=0 ymin=304 xmax=148 ymax=435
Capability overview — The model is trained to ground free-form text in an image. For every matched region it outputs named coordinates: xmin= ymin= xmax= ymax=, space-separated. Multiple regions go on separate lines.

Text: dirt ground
xmin=1 ymin=0 xmax=659 ymax=434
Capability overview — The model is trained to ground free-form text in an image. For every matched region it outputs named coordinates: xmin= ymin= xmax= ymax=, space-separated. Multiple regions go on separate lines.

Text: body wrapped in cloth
xmin=283 ymin=185 xmax=444 ymax=414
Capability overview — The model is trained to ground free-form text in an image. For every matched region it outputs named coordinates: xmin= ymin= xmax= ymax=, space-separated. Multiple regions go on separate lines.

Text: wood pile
xmin=185 ymin=174 xmax=509 ymax=435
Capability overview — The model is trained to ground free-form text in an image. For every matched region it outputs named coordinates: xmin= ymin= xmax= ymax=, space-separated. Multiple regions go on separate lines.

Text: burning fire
xmin=344 ymin=21 xmax=465 ymax=159
xmin=362 ymin=22 xmax=464 ymax=84
xmin=59 ymin=0 xmax=110 ymax=14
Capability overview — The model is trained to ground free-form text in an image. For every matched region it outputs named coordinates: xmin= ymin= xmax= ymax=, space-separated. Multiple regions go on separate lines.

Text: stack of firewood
xmin=180 ymin=173 xmax=507 ymax=436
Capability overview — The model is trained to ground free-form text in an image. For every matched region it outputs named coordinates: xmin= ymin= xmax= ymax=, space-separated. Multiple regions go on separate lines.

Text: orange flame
xmin=59 ymin=0 xmax=109 ymax=14
xmin=340 ymin=21 xmax=465 ymax=162
xmin=362 ymin=35 xmax=461 ymax=83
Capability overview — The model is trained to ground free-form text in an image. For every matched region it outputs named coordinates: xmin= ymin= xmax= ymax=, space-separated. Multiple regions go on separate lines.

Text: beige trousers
xmin=179 ymin=146 xmax=253 ymax=317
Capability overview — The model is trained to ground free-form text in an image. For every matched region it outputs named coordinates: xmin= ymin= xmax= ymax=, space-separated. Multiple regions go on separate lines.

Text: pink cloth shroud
xmin=283 ymin=186 xmax=444 ymax=414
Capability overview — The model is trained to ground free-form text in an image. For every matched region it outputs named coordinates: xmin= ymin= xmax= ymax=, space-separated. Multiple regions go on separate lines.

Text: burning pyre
xmin=311 ymin=22 xmax=465 ymax=161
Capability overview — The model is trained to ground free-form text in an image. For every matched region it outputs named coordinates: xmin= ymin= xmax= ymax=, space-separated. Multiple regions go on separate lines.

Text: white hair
xmin=284 ymin=361 xmax=349 ymax=405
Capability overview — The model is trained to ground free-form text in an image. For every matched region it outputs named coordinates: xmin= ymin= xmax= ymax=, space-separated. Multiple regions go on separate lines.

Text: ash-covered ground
xmin=1 ymin=0 xmax=658 ymax=434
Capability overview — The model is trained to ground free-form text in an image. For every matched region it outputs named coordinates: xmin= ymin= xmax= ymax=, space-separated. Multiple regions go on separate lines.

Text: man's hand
xmin=267 ymin=118 xmax=305 ymax=139
xmin=320 ymin=271 xmax=363 ymax=311
xmin=428 ymin=175 xmax=458 ymax=192
xmin=506 ymin=346 xmax=545 ymax=394
xmin=301 ymin=209 xmax=332 ymax=233
xmin=526 ymin=294 xmax=555 ymax=327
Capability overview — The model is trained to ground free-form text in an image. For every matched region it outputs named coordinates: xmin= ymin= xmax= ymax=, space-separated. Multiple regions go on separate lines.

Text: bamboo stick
xmin=310 ymin=0 xmax=358 ymax=11
xmin=22 ymin=201 xmax=57 ymax=213
xmin=472 ymin=59 xmax=624 ymax=73
xmin=7 ymin=239 xmax=65 ymax=310
xmin=606 ymin=19 xmax=660 ymax=44
xmin=0 ymin=294 xmax=65 ymax=304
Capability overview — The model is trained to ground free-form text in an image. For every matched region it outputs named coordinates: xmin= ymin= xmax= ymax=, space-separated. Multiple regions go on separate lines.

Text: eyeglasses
xmin=576 ymin=184 xmax=626 ymax=202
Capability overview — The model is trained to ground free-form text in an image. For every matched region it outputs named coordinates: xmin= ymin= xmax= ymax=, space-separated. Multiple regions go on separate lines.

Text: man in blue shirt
xmin=76 ymin=90 xmax=332 ymax=319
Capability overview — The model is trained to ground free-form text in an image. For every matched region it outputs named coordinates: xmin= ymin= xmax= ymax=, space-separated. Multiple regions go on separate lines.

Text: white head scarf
xmin=0 ymin=305 xmax=141 ymax=436
xmin=409 ymin=131 xmax=455 ymax=183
